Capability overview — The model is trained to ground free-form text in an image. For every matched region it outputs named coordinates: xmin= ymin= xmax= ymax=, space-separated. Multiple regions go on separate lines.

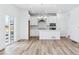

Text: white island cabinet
xmin=39 ymin=30 xmax=60 ymax=40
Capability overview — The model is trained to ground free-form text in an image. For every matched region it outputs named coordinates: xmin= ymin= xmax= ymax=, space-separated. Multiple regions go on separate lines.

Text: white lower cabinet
xmin=39 ymin=30 xmax=60 ymax=40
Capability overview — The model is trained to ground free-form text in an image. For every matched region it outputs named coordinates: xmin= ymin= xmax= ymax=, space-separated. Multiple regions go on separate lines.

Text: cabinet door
xmin=30 ymin=17 xmax=38 ymax=25
xmin=39 ymin=31 xmax=60 ymax=40
xmin=46 ymin=16 xmax=57 ymax=25
xmin=30 ymin=30 xmax=39 ymax=36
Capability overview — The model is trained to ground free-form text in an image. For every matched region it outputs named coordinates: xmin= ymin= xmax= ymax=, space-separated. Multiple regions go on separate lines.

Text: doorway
xmin=28 ymin=20 xmax=39 ymax=40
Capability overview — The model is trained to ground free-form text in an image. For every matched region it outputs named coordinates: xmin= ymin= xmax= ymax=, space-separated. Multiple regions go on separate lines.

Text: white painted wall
xmin=67 ymin=6 xmax=79 ymax=42
xmin=19 ymin=9 xmax=30 ymax=39
xmin=57 ymin=12 xmax=70 ymax=36
xmin=0 ymin=10 xmax=5 ymax=50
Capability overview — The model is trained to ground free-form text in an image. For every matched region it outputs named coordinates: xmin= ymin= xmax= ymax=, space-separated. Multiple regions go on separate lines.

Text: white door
xmin=5 ymin=15 xmax=15 ymax=45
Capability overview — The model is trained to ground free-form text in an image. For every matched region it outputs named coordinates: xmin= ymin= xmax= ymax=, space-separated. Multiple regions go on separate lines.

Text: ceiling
xmin=15 ymin=4 xmax=79 ymax=13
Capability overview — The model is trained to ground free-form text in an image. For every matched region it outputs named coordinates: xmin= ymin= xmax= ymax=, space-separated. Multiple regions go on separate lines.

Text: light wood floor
xmin=0 ymin=38 xmax=79 ymax=55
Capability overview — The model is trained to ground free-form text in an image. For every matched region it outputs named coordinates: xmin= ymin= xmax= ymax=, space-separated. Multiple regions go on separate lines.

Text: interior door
xmin=5 ymin=15 xmax=15 ymax=45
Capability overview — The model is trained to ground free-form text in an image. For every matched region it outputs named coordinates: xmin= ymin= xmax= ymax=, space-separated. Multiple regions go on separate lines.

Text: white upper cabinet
xmin=30 ymin=16 xmax=38 ymax=25
xmin=46 ymin=16 xmax=57 ymax=25
xmin=30 ymin=16 xmax=57 ymax=25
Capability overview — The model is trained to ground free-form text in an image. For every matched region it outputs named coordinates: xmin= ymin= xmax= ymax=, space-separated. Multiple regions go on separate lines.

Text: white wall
xmin=68 ymin=7 xmax=79 ymax=42
xmin=19 ymin=9 xmax=30 ymax=39
xmin=0 ymin=10 xmax=5 ymax=50
xmin=57 ymin=12 xmax=70 ymax=36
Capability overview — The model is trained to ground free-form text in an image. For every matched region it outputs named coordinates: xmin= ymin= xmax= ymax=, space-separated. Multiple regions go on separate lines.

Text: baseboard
xmin=17 ymin=39 xmax=28 ymax=42
xmin=60 ymin=36 xmax=66 ymax=38
xmin=30 ymin=36 xmax=39 ymax=40
xmin=71 ymin=40 xmax=78 ymax=43
xmin=69 ymin=38 xmax=79 ymax=43
xmin=65 ymin=37 xmax=78 ymax=43
xmin=0 ymin=48 xmax=5 ymax=52
xmin=30 ymin=36 xmax=39 ymax=38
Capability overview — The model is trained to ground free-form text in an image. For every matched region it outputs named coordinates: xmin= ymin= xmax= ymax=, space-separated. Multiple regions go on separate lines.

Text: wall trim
xmin=60 ymin=36 xmax=66 ymax=38
xmin=17 ymin=39 xmax=28 ymax=42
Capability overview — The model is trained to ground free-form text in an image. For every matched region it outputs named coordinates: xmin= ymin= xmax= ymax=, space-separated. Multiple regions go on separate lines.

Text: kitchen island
xmin=39 ymin=30 xmax=60 ymax=40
